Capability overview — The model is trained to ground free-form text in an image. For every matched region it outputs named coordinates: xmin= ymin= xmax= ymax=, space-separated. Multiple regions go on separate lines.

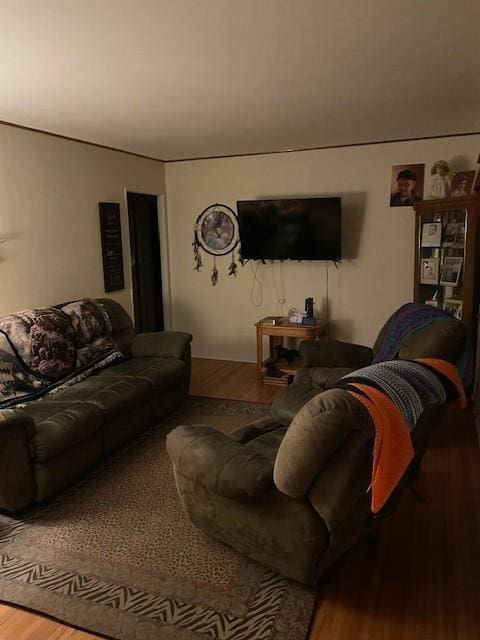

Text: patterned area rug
xmin=0 ymin=397 xmax=315 ymax=639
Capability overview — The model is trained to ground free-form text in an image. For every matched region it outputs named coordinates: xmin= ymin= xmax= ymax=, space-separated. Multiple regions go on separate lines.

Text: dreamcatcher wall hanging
xmin=193 ymin=203 xmax=242 ymax=285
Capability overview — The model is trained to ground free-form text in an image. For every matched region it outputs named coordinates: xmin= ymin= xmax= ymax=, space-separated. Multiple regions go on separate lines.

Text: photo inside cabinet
xmin=418 ymin=208 xmax=466 ymax=318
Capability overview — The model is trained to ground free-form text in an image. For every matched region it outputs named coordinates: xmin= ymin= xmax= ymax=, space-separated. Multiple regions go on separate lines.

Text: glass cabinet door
xmin=417 ymin=208 xmax=466 ymax=320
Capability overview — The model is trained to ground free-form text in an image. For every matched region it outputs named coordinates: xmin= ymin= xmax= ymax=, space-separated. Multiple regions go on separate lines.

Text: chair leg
xmin=364 ymin=532 xmax=379 ymax=545
xmin=410 ymin=484 xmax=426 ymax=503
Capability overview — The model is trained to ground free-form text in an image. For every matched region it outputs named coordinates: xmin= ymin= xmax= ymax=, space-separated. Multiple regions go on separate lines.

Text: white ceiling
xmin=1 ymin=1 xmax=479 ymax=161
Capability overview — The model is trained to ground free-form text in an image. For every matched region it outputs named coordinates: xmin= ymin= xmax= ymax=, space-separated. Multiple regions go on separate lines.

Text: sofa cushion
xmin=95 ymin=298 xmax=136 ymax=358
xmin=271 ymin=367 xmax=357 ymax=426
xmin=271 ymin=383 xmax=322 ymax=426
xmin=54 ymin=377 xmax=153 ymax=420
xmin=53 ymin=376 xmax=117 ymax=398
xmin=95 ymin=357 xmax=186 ymax=392
xmin=60 ymin=299 xmax=120 ymax=369
xmin=167 ymin=424 xmax=274 ymax=500
xmin=398 ymin=318 xmax=467 ymax=363
xmin=23 ymin=401 xmax=104 ymax=462
xmin=296 ymin=366 xmax=356 ymax=389
xmin=0 ymin=307 xmax=76 ymax=380
xmin=300 ymin=339 xmax=372 ymax=369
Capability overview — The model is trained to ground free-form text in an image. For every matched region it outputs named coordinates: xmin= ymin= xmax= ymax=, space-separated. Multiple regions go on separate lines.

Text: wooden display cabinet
xmin=413 ymin=193 xmax=480 ymax=343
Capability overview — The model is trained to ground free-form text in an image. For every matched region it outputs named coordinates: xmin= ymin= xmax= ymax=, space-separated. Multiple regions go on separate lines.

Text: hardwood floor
xmin=1 ymin=357 xmax=479 ymax=639
xmin=190 ymin=357 xmax=280 ymax=403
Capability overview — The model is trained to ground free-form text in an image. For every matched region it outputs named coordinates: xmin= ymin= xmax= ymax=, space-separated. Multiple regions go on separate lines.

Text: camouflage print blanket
xmin=0 ymin=299 xmax=123 ymax=409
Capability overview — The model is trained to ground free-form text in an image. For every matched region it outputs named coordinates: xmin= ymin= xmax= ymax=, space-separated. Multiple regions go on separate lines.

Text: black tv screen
xmin=237 ymin=197 xmax=341 ymax=261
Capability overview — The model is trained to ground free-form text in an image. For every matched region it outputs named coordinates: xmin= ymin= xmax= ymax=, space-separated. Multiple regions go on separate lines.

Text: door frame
xmin=123 ymin=189 xmax=173 ymax=331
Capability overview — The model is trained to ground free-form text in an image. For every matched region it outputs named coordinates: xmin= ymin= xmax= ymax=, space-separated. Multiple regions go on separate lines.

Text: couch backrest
xmin=397 ymin=318 xmax=467 ymax=362
xmin=372 ymin=313 xmax=467 ymax=363
xmin=95 ymin=298 xmax=136 ymax=358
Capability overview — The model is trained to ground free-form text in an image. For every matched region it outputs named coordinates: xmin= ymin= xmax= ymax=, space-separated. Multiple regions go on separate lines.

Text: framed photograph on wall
xmin=440 ymin=256 xmax=463 ymax=286
xmin=443 ymin=298 xmax=463 ymax=319
xmin=420 ymin=257 xmax=439 ymax=285
xmin=421 ymin=221 xmax=442 ymax=247
xmin=390 ymin=163 xmax=425 ymax=206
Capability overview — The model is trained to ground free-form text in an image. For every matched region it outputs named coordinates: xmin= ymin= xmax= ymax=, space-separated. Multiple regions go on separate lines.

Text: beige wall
xmin=166 ymin=134 xmax=480 ymax=361
xmin=0 ymin=124 xmax=165 ymax=318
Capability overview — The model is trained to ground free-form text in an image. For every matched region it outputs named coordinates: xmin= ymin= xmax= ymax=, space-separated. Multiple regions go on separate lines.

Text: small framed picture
xmin=443 ymin=298 xmax=463 ymax=319
xmin=420 ymin=257 xmax=439 ymax=284
xmin=454 ymin=222 xmax=466 ymax=247
xmin=440 ymin=256 xmax=463 ymax=286
xmin=443 ymin=222 xmax=459 ymax=247
xmin=421 ymin=222 xmax=442 ymax=247
xmin=449 ymin=171 xmax=475 ymax=198
xmin=474 ymin=167 xmax=480 ymax=192
xmin=390 ymin=163 xmax=425 ymax=207
xmin=425 ymin=299 xmax=438 ymax=307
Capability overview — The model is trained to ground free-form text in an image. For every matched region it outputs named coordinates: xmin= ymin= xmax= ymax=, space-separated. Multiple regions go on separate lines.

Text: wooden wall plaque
xmin=99 ymin=202 xmax=125 ymax=292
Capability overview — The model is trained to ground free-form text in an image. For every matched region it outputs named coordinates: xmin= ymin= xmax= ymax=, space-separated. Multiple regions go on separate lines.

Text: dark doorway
xmin=127 ymin=192 xmax=164 ymax=332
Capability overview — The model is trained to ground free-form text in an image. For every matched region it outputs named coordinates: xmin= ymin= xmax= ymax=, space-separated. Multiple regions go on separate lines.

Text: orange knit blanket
xmin=415 ymin=358 xmax=467 ymax=410
xmin=348 ymin=358 xmax=466 ymax=514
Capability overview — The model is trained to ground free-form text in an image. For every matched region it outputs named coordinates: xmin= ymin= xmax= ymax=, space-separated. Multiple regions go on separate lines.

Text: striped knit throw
xmin=339 ymin=360 xmax=446 ymax=431
xmin=372 ymin=302 xmax=472 ymax=385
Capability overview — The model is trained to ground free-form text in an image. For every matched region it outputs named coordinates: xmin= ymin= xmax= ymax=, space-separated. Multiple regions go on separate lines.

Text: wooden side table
xmin=255 ymin=318 xmax=326 ymax=381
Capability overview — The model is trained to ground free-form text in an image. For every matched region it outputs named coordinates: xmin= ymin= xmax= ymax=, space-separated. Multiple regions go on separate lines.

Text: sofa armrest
xmin=132 ymin=331 xmax=192 ymax=361
xmin=300 ymin=339 xmax=372 ymax=369
xmin=273 ymin=388 xmax=372 ymax=500
xmin=166 ymin=424 xmax=273 ymax=500
xmin=0 ymin=409 xmax=36 ymax=512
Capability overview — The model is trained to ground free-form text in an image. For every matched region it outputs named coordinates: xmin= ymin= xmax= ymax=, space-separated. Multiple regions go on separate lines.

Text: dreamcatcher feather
xmin=193 ymin=234 xmax=203 ymax=271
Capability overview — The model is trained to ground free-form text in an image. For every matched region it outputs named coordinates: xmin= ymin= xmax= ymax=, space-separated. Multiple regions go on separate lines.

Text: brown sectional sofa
xmin=0 ymin=298 xmax=192 ymax=512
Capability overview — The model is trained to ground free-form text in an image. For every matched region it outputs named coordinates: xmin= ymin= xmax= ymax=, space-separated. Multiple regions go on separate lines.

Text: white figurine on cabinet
xmin=429 ymin=160 xmax=451 ymax=199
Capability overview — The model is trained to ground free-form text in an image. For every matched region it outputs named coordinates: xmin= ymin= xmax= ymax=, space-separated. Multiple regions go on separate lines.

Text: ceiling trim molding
xmin=0 ymin=118 xmax=479 ymax=164
xmin=165 ymin=130 xmax=480 ymax=163
xmin=0 ymin=119 xmax=166 ymax=163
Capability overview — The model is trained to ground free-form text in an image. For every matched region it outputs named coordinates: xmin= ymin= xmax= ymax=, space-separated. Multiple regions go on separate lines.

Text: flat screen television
xmin=237 ymin=197 xmax=341 ymax=261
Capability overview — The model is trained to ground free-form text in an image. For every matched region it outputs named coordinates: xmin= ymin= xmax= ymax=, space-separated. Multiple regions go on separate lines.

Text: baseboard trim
xmin=192 ymin=352 xmax=255 ymax=364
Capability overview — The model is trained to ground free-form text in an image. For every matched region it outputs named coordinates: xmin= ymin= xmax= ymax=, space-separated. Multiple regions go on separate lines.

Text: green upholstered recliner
xmin=271 ymin=313 xmax=467 ymax=426
xmin=166 ymin=312 xmax=467 ymax=587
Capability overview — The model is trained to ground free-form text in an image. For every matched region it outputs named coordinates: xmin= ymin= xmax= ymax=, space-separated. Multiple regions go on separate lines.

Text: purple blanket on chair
xmin=0 ymin=299 xmax=123 ymax=409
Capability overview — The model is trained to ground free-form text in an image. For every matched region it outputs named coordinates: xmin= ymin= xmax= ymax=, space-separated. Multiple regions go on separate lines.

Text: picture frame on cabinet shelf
xmin=440 ymin=256 xmax=463 ymax=286
xmin=443 ymin=222 xmax=459 ymax=247
xmin=453 ymin=222 xmax=466 ymax=247
xmin=443 ymin=298 xmax=463 ymax=319
xmin=421 ymin=222 xmax=442 ymax=247
xmin=420 ymin=257 xmax=440 ymax=285
xmin=449 ymin=171 xmax=475 ymax=198
xmin=474 ymin=166 xmax=480 ymax=191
